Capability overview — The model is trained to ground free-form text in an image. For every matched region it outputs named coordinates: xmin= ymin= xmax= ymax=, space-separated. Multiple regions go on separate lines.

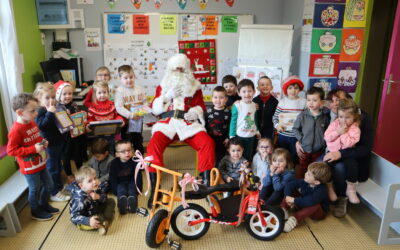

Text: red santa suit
xmin=147 ymin=54 xmax=215 ymax=173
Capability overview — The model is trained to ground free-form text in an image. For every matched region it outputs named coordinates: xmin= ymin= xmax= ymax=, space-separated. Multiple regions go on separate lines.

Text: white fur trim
xmin=55 ymin=82 xmax=71 ymax=102
xmin=188 ymin=106 xmax=205 ymax=126
xmin=151 ymin=118 xmax=206 ymax=141
xmin=152 ymin=95 xmax=169 ymax=116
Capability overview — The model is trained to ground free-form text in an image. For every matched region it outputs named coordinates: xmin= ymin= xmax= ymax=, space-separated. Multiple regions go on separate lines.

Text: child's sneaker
xmin=31 ymin=209 xmax=53 ymax=221
xmin=127 ymin=196 xmax=138 ymax=213
xmin=98 ymin=221 xmax=110 ymax=236
xmin=118 ymin=196 xmax=127 ymax=215
xmin=40 ymin=204 xmax=60 ymax=215
xmin=283 ymin=216 xmax=297 ymax=232
xmin=50 ymin=191 xmax=71 ymax=202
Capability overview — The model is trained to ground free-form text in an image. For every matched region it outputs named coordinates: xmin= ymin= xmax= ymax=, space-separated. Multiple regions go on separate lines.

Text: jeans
xmin=24 ymin=169 xmax=54 ymax=210
xmin=116 ymin=179 xmax=142 ymax=198
xmin=277 ymin=134 xmax=298 ymax=163
xmin=260 ymin=185 xmax=284 ymax=205
xmin=47 ymin=143 xmax=64 ymax=195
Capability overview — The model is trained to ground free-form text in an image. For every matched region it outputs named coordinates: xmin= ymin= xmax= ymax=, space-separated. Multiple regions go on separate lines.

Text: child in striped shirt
xmin=273 ymin=76 xmax=306 ymax=161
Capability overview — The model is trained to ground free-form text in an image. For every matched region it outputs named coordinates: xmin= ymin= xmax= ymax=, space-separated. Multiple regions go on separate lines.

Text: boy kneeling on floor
xmin=281 ymin=162 xmax=331 ymax=232
xmin=69 ymin=166 xmax=115 ymax=235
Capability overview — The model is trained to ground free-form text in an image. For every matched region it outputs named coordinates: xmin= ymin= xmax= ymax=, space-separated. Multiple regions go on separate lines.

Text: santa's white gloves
xmin=184 ymin=111 xmax=198 ymax=121
xmin=165 ymin=86 xmax=183 ymax=99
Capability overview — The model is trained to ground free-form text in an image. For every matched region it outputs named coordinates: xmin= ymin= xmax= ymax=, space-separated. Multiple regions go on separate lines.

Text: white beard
xmin=160 ymin=70 xmax=197 ymax=97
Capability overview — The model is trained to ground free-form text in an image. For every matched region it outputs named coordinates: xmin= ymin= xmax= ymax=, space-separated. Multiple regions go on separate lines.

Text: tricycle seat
xmin=185 ymin=181 xmax=240 ymax=200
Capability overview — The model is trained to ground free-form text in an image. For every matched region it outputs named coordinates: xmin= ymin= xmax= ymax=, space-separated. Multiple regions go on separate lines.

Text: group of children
xmin=7 ymin=61 xmax=363 ymax=235
xmin=208 ymin=74 xmax=362 ymax=232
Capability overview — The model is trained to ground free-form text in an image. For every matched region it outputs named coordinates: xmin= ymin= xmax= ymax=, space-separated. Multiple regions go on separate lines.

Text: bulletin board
xmin=102 ymin=13 xmax=253 ymax=100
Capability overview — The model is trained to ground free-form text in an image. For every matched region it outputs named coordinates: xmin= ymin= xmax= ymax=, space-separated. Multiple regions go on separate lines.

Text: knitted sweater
xmin=273 ymin=97 xmax=306 ymax=137
xmin=87 ymin=100 xmax=124 ymax=123
xmin=88 ymin=154 xmax=115 ymax=183
xmin=218 ymin=155 xmax=248 ymax=182
xmin=7 ymin=121 xmax=47 ymax=175
xmin=114 ymin=84 xmax=147 ymax=119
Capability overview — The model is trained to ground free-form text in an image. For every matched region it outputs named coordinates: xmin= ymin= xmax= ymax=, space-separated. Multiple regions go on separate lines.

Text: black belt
xmin=160 ymin=110 xmax=187 ymax=119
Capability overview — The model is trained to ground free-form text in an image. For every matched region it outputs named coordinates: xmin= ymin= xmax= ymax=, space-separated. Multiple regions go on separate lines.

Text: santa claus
xmin=146 ymin=53 xmax=215 ymax=207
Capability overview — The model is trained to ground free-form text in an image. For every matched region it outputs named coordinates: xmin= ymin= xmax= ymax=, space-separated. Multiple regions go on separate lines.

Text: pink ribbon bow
xmin=133 ymin=150 xmax=153 ymax=196
xmin=178 ymin=173 xmax=201 ymax=208
xmin=239 ymin=161 xmax=250 ymax=186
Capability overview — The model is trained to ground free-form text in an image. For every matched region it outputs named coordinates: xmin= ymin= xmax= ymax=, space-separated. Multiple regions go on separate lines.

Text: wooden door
xmin=373 ymin=1 xmax=400 ymax=163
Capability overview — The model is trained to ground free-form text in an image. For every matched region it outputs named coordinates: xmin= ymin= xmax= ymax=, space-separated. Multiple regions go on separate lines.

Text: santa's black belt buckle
xmin=160 ymin=110 xmax=186 ymax=120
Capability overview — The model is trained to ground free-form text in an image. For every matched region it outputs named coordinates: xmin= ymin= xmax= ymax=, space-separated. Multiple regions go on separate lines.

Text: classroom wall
xmin=42 ymin=0 xmax=305 ymax=82
xmin=12 ymin=0 xmax=46 ymax=93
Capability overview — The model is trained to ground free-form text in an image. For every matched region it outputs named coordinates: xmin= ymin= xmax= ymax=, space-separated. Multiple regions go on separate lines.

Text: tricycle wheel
xmin=171 ymin=203 xmax=210 ymax=240
xmin=245 ymin=205 xmax=284 ymax=241
xmin=146 ymin=209 xmax=169 ymax=248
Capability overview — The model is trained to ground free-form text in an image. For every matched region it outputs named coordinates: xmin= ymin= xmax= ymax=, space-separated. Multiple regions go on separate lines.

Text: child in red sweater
xmin=7 ymin=93 xmax=59 ymax=221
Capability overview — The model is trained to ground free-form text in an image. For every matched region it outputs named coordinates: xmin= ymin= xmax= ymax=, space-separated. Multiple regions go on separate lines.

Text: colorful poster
xmin=178 ymin=39 xmax=217 ymax=84
xmin=309 ymin=78 xmax=338 ymax=96
xmin=343 ymin=0 xmax=368 ymax=27
xmin=107 ymin=14 xmax=126 ymax=34
xmin=337 ymin=62 xmax=360 ymax=93
xmin=133 ymin=15 xmax=149 ymax=34
xmin=181 ymin=15 xmax=197 ymax=40
xmin=311 ymin=29 xmax=342 ymax=53
xmin=221 ymin=16 xmax=238 ymax=33
xmin=200 ymin=16 xmax=218 ymax=35
xmin=340 ymin=28 xmax=364 ymax=61
xmin=313 ymin=4 xmax=345 ymax=29
xmin=160 ymin=15 xmax=177 ymax=35
xmin=84 ymin=28 xmax=102 ymax=51
xmin=309 ymin=54 xmax=340 ymax=77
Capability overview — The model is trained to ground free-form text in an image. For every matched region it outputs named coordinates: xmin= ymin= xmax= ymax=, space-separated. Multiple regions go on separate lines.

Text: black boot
xmin=147 ymin=172 xmax=159 ymax=209
xmin=200 ymin=170 xmax=211 ymax=186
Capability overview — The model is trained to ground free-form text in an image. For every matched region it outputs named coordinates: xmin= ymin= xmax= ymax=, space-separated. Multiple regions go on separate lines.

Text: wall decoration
xmin=107 ymin=14 xmax=127 ymax=34
xmin=107 ymin=0 xmax=117 ymax=8
xmin=199 ymin=0 xmax=208 ymax=9
xmin=133 ymin=15 xmax=149 ymax=34
xmin=160 ymin=15 xmax=177 ymax=35
xmin=176 ymin=0 xmax=187 ymax=9
xmin=154 ymin=0 xmax=162 ymax=9
xmin=337 ymin=62 xmax=360 ymax=93
xmin=225 ymin=0 xmax=234 ymax=7
xmin=200 ymin=16 xmax=218 ymax=35
xmin=221 ymin=16 xmax=238 ymax=33
xmin=311 ymin=29 xmax=342 ymax=53
xmin=313 ymin=4 xmax=345 ymax=29
xmin=343 ymin=0 xmax=368 ymax=27
xmin=181 ymin=15 xmax=198 ymax=40
xmin=309 ymin=54 xmax=340 ymax=77
xmin=131 ymin=0 xmax=142 ymax=9
xmin=84 ymin=28 xmax=102 ymax=51
xmin=340 ymin=28 xmax=364 ymax=61
xmin=309 ymin=78 xmax=338 ymax=96
xmin=178 ymin=39 xmax=217 ymax=84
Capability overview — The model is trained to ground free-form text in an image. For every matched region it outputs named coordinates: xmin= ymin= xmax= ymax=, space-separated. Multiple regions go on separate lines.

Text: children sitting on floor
xmin=88 ymin=137 xmax=115 ymax=185
xmin=252 ymin=138 xmax=273 ymax=179
xmin=69 ymin=166 xmax=115 ymax=235
xmin=281 ymin=162 xmax=331 ymax=232
xmin=260 ymin=148 xmax=295 ymax=206
xmin=109 ymin=140 xmax=142 ymax=215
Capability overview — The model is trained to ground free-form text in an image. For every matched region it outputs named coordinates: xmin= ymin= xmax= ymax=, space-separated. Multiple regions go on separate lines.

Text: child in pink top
xmin=324 ymin=98 xmax=361 ymax=204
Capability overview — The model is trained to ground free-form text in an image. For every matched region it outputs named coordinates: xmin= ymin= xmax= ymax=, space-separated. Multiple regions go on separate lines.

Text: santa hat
xmin=167 ymin=53 xmax=190 ymax=72
xmin=282 ymin=76 xmax=304 ymax=96
xmin=54 ymin=80 xmax=72 ymax=102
